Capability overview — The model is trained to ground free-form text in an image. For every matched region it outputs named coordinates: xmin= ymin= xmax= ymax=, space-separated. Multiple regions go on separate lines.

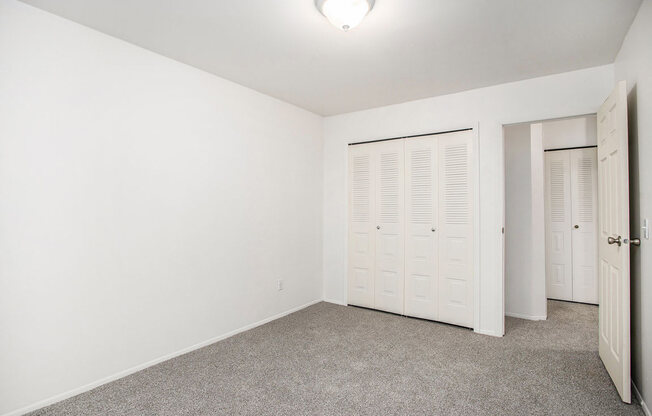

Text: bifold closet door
xmin=545 ymin=148 xmax=598 ymax=304
xmin=404 ymin=136 xmax=438 ymax=320
xmin=347 ymin=145 xmax=375 ymax=308
xmin=348 ymin=131 xmax=473 ymax=326
xmin=437 ymin=131 xmax=474 ymax=327
xmin=545 ymin=151 xmax=573 ymax=301
xmin=570 ymin=148 xmax=598 ymax=304
xmin=373 ymin=140 xmax=405 ymax=314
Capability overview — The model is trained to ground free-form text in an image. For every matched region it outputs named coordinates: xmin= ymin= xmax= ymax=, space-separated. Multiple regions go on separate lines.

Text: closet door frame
xmin=471 ymin=125 xmax=480 ymax=333
xmin=543 ymin=147 xmax=599 ymax=305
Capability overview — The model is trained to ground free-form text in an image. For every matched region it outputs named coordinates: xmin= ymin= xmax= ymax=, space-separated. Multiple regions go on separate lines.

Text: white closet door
xmin=404 ymin=136 xmax=438 ymax=320
xmin=545 ymin=151 xmax=573 ymax=301
xmin=347 ymin=145 xmax=375 ymax=308
xmin=374 ymin=140 xmax=405 ymax=314
xmin=438 ymin=131 xmax=473 ymax=328
xmin=570 ymin=148 xmax=599 ymax=304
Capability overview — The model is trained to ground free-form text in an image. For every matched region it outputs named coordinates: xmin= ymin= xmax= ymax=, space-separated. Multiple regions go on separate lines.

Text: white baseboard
xmin=3 ymin=299 xmax=322 ymax=416
xmin=633 ymin=382 xmax=651 ymax=416
xmin=505 ymin=311 xmax=547 ymax=321
xmin=323 ymin=298 xmax=347 ymax=306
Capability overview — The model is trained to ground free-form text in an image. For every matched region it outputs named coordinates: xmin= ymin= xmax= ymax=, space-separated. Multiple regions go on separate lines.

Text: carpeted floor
xmin=30 ymin=300 xmax=643 ymax=415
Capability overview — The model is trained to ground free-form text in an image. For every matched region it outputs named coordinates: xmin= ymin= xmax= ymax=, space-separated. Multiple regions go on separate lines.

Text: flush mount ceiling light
xmin=315 ymin=0 xmax=375 ymax=31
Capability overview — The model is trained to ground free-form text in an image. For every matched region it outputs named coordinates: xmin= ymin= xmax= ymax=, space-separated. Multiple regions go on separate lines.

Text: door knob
xmin=431 ymin=227 xmax=436 ymax=232
xmin=608 ymin=236 xmax=622 ymax=246
xmin=574 ymin=225 xmax=579 ymax=229
xmin=376 ymin=225 xmax=380 ymax=230
xmin=630 ymin=238 xmax=641 ymax=246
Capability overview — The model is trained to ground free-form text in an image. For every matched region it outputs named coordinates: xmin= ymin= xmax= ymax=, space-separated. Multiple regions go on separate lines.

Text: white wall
xmin=530 ymin=125 xmax=547 ymax=320
xmin=504 ymin=124 xmax=539 ymax=319
xmin=542 ymin=115 xmax=598 ymax=150
xmin=0 ymin=1 xmax=323 ymax=415
xmin=614 ymin=0 xmax=652 ymax=408
xmin=323 ymin=65 xmax=614 ymax=337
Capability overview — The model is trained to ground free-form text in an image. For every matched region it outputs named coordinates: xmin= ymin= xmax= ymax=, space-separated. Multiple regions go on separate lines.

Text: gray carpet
xmin=30 ymin=300 xmax=643 ymax=415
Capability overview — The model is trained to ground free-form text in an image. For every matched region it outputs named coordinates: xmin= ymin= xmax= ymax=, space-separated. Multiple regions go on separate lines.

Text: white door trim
xmin=471 ymin=124 xmax=482 ymax=333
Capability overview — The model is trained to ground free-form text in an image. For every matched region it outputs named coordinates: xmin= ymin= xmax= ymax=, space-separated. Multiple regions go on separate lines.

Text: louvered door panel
xmin=374 ymin=140 xmax=405 ymax=314
xmin=404 ymin=137 xmax=438 ymax=320
xmin=347 ymin=145 xmax=375 ymax=308
xmin=437 ymin=130 xmax=473 ymax=328
xmin=570 ymin=148 xmax=598 ymax=304
xmin=544 ymin=151 xmax=573 ymax=301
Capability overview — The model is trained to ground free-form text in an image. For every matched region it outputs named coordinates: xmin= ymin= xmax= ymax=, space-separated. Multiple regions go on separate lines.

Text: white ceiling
xmin=20 ymin=0 xmax=642 ymax=116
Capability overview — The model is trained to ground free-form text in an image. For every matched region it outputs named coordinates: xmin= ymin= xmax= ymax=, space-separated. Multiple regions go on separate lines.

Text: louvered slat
xmin=351 ymin=155 xmax=370 ymax=223
xmin=410 ymin=148 xmax=433 ymax=224
xmin=550 ymin=159 xmax=567 ymax=223
xmin=576 ymin=156 xmax=594 ymax=223
xmin=443 ymin=144 xmax=468 ymax=225
xmin=379 ymin=152 xmax=400 ymax=224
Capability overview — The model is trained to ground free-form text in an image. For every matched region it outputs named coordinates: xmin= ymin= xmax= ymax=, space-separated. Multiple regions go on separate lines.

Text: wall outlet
xmin=277 ymin=279 xmax=284 ymax=291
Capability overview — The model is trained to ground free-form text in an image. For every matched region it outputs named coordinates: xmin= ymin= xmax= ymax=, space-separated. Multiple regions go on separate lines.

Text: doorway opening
xmin=501 ymin=82 xmax=633 ymax=404
xmin=503 ymin=114 xmax=599 ymax=324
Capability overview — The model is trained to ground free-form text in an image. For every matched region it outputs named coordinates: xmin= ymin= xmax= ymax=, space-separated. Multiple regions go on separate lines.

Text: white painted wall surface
xmin=504 ymin=124 xmax=533 ymax=318
xmin=542 ymin=115 xmax=598 ymax=150
xmin=323 ymin=65 xmax=614 ymax=337
xmin=529 ymin=124 xmax=547 ymax=319
xmin=614 ymin=0 xmax=652 ymax=409
xmin=0 ymin=1 xmax=323 ymax=414
xmin=503 ymin=123 xmax=546 ymax=320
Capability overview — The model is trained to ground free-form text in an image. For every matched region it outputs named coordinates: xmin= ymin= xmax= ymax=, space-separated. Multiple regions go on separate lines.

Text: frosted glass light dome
xmin=315 ymin=0 xmax=375 ymax=31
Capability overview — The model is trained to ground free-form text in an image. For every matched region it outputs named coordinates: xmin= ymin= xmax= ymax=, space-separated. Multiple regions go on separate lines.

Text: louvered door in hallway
xmin=544 ymin=147 xmax=598 ymax=304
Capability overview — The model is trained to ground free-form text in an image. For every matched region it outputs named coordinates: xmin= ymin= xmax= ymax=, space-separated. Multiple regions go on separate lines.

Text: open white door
xmin=597 ymin=80 xmax=631 ymax=403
